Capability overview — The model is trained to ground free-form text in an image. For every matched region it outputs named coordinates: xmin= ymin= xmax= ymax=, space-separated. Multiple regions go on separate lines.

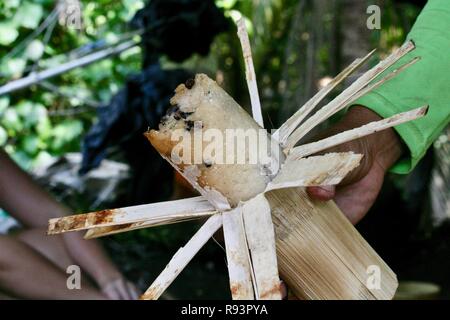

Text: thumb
xmin=306 ymin=185 xmax=336 ymax=201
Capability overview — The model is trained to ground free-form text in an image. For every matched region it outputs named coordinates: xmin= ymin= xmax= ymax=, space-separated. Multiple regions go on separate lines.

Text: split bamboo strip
xmin=289 ymin=106 xmax=428 ymax=159
xmin=222 ymin=208 xmax=255 ymax=300
xmin=140 ymin=214 xmax=222 ymax=300
xmin=236 ymin=17 xmax=282 ymax=300
xmin=283 ymin=40 xmax=416 ymax=151
xmin=241 ymin=194 xmax=282 ymax=299
xmin=85 ymin=152 xmax=362 ymax=238
xmin=266 ymin=187 xmax=398 ymax=299
xmin=274 ymin=49 xmax=376 ymax=144
xmin=83 ymin=214 xmax=215 ymax=239
xmin=237 ymin=18 xmax=264 ymax=127
xmin=266 ymin=152 xmax=362 ymax=191
xmin=48 ymin=196 xmax=215 ymax=234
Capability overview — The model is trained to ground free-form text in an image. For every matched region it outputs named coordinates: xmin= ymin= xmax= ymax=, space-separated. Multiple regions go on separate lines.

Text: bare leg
xmin=15 ymin=228 xmax=101 ymax=289
xmin=0 ymin=234 xmax=105 ymax=299
xmin=14 ymin=228 xmax=74 ymax=272
xmin=0 ymin=150 xmax=137 ymax=299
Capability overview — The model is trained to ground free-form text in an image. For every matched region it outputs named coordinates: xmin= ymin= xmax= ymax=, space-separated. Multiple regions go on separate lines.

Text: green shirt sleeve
xmin=353 ymin=0 xmax=450 ymax=174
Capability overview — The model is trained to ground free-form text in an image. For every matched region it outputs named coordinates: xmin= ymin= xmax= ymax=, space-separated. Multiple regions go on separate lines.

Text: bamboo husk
xmin=139 ymin=30 xmax=421 ymax=301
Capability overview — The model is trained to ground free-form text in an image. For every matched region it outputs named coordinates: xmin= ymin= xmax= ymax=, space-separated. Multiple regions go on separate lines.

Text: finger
xmin=116 ymin=280 xmax=133 ymax=300
xmin=280 ymin=280 xmax=288 ymax=300
xmin=126 ymin=281 xmax=140 ymax=300
xmin=306 ymin=185 xmax=336 ymax=201
xmin=333 ymin=162 xmax=385 ymax=224
xmin=103 ymin=286 xmax=121 ymax=300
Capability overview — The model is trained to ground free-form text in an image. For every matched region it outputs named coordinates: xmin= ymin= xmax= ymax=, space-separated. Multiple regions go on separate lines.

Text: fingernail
xmin=307 ymin=185 xmax=335 ymax=200
xmin=318 ymin=186 xmax=335 ymax=194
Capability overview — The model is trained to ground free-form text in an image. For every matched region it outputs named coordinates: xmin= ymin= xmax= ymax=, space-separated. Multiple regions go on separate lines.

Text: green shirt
xmin=354 ymin=0 xmax=450 ymax=174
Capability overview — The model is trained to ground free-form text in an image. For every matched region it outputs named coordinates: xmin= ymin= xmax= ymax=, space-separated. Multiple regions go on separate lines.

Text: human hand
xmin=306 ymin=106 xmax=403 ymax=224
xmin=100 ymin=276 xmax=140 ymax=300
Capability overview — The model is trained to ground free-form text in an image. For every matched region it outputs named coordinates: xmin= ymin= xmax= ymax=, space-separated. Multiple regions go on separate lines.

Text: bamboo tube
xmin=266 ymin=187 xmax=397 ymax=299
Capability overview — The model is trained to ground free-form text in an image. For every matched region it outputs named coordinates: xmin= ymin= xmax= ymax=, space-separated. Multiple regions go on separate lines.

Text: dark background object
xmin=398 ymin=0 xmax=426 ymax=7
xmin=130 ymin=0 xmax=230 ymax=67
xmin=80 ymin=0 xmax=229 ymax=205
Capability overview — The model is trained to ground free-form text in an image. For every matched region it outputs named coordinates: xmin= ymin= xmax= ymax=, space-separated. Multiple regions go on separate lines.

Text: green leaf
xmin=16 ymin=101 xmax=33 ymax=117
xmin=1 ymin=108 xmax=23 ymax=132
xmin=14 ymin=2 xmax=43 ymax=29
xmin=121 ymin=0 xmax=145 ymax=21
xmin=21 ymin=135 xmax=39 ymax=155
xmin=0 ymin=22 xmax=19 ymax=46
xmin=216 ymin=0 xmax=238 ymax=10
xmin=10 ymin=150 xmax=32 ymax=170
xmin=33 ymin=150 xmax=54 ymax=168
xmin=0 ymin=97 xmax=10 ymax=115
xmin=25 ymin=39 xmax=45 ymax=61
xmin=4 ymin=58 xmax=26 ymax=77
xmin=51 ymin=120 xmax=83 ymax=151
xmin=0 ymin=126 xmax=7 ymax=146
xmin=17 ymin=102 xmax=47 ymax=128
xmin=84 ymin=59 xmax=113 ymax=82
xmin=36 ymin=116 xmax=52 ymax=140
xmin=4 ymin=0 xmax=21 ymax=9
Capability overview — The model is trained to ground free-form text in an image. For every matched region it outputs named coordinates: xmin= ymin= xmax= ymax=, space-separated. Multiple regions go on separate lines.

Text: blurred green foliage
xmin=0 ymin=0 xmax=145 ymax=170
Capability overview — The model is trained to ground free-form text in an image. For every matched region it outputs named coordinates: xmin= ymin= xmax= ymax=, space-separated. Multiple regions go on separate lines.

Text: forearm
xmin=354 ymin=0 xmax=450 ymax=173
